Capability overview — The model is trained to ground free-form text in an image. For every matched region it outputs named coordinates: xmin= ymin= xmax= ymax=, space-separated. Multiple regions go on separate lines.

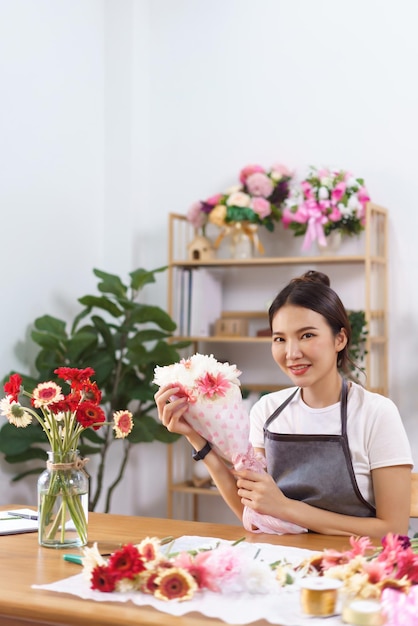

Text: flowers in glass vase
xmin=282 ymin=166 xmax=370 ymax=251
xmin=187 ymin=163 xmax=293 ymax=254
xmin=0 ymin=367 xmax=133 ymax=547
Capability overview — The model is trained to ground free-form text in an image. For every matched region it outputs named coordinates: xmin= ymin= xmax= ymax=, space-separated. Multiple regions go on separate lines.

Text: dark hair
xmin=268 ymin=270 xmax=353 ymax=375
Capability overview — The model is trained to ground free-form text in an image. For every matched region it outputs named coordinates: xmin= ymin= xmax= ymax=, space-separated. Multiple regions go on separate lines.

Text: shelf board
xmin=175 ymin=335 xmax=272 ymax=343
xmin=170 ymin=482 xmax=220 ymax=496
xmin=171 ymin=255 xmax=369 ymax=267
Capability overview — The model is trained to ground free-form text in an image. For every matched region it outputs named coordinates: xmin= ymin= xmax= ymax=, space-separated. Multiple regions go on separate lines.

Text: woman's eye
xmin=302 ymin=332 xmax=314 ymax=339
xmin=273 ymin=336 xmax=285 ymax=343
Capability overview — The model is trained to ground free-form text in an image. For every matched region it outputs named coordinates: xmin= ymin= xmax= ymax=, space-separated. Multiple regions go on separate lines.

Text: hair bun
xmin=292 ymin=270 xmax=331 ymax=287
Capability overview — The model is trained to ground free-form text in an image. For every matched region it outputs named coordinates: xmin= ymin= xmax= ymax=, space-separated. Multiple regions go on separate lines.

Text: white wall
xmin=0 ymin=0 xmax=417 ymax=524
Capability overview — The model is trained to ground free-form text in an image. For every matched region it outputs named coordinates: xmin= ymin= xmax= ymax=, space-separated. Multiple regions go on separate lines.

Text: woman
xmin=155 ymin=271 xmax=413 ymax=536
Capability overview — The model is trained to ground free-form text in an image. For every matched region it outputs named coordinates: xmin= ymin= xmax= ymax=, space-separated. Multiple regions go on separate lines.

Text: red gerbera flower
xmin=108 ymin=544 xmax=146 ymax=580
xmin=90 ymin=565 xmax=117 ymax=592
xmin=54 ymin=367 xmax=95 ymax=385
xmin=49 ymin=392 xmax=81 ymax=414
xmin=4 ymin=373 xmax=22 ymax=402
xmin=76 ymin=401 xmax=106 ymax=430
xmin=81 ymin=381 xmax=102 ymax=404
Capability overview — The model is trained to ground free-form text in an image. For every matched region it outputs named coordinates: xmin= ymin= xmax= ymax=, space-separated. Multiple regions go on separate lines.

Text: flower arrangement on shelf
xmin=282 ymin=166 xmax=370 ymax=251
xmin=0 ymin=368 xmax=133 ymax=546
xmin=187 ymin=163 xmax=293 ymax=255
xmin=81 ymin=532 xmax=418 ymax=621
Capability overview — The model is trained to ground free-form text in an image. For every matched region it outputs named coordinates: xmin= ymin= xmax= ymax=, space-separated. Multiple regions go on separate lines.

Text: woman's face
xmin=271 ymin=304 xmax=347 ymax=392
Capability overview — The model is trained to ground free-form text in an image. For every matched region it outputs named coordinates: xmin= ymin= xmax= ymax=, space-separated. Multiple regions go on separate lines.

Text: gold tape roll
xmin=300 ymin=578 xmax=342 ymax=616
xmin=342 ymin=599 xmax=385 ymax=626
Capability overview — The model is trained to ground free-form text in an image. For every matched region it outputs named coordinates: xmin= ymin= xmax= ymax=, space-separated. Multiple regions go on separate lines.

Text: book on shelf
xmin=174 ymin=268 xmax=222 ymax=337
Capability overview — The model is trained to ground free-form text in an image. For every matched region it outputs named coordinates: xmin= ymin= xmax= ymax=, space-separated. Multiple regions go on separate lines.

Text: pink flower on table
xmin=195 ymin=372 xmax=231 ymax=399
xmin=239 ymin=164 xmax=265 ymax=184
xmin=245 ymin=172 xmax=274 ymax=198
xmin=251 ymin=196 xmax=271 ymax=219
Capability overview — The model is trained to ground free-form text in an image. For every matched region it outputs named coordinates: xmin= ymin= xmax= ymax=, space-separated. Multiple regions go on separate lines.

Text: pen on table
xmin=7 ymin=512 xmax=38 ymax=521
xmin=63 ymin=554 xmax=84 ymax=565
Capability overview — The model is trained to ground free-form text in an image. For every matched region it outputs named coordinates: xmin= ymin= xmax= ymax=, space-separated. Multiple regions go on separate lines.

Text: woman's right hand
xmin=154 ymin=384 xmax=196 ymax=438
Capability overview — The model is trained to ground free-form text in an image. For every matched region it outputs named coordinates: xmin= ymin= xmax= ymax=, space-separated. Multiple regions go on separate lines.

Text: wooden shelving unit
xmin=166 ymin=203 xmax=388 ymax=520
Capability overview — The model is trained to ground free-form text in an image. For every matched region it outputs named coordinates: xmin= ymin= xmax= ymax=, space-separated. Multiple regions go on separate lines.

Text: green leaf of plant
xmin=93 ymin=269 xmax=128 ymax=298
xmin=4 ymin=447 xmax=47 ymax=463
xmin=34 ymin=315 xmax=68 ymax=338
xmin=66 ymin=331 xmax=98 ymax=362
xmin=128 ymin=305 xmax=176 ymax=331
xmin=31 ymin=331 xmax=65 ymax=351
xmin=130 ymin=267 xmax=167 ymax=291
xmin=0 ymin=422 xmax=47 ymax=455
xmin=90 ymin=315 xmax=115 ymax=353
xmin=77 ymin=295 xmax=123 ymax=318
xmin=128 ymin=414 xmax=159 ymax=443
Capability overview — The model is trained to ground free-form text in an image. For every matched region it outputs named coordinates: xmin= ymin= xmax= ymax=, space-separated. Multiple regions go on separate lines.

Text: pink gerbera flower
xmin=113 ymin=410 xmax=133 ymax=438
xmin=32 ymin=382 xmax=64 ymax=408
xmin=195 ymin=372 xmax=231 ymax=399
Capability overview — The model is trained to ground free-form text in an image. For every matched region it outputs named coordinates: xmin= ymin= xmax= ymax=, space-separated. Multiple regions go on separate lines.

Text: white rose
xmin=348 ymin=195 xmax=360 ymax=211
xmin=226 ymin=191 xmax=251 ymax=207
xmin=320 ymin=176 xmax=332 ymax=188
xmin=338 ymin=202 xmax=352 ymax=216
xmin=318 ymin=186 xmax=329 ymax=200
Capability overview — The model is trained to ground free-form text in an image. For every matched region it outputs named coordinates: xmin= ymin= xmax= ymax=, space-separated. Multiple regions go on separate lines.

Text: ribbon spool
xmin=342 ymin=599 xmax=385 ymax=626
xmin=300 ymin=578 xmax=342 ymax=617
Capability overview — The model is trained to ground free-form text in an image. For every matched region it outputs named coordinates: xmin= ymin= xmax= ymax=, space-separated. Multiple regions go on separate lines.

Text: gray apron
xmin=263 ymin=378 xmax=376 ymax=518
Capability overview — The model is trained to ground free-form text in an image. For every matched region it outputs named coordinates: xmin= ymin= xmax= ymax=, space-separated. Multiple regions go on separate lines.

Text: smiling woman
xmin=156 ymin=270 xmax=413 ymax=539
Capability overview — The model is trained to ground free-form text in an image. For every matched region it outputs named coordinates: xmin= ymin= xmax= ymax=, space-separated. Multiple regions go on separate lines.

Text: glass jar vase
xmin=37 ymin=450 xmax=89 ymax=548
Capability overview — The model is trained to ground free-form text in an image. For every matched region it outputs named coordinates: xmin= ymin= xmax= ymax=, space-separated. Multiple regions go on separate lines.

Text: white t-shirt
xmin=249 ymin=382 xmax=413 ymax=508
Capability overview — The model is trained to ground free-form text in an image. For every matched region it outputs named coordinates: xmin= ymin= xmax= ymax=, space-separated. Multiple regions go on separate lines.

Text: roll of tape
xmin=342 ymin=599 xmax=384 ymax=626
xmin=300 ymin=578 xmax=342 ymax=617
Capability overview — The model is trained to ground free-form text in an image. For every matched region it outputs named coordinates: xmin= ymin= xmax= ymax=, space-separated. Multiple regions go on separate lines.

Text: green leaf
xmin=129 ymin=305 xmax=176 ymax=331
xmin=66 ymin=331 xmax=98 ymax=362
xmin=128 ymin=414 xmax=159 ymax=443
xmin=130 ymin=267 xmax=167 ymax=291
xmin=34 ymin=315 xmax=67 ymax=338
xmin=31 ymin=331 xmax=65 ymax=351
xmin=93 ymin=269 xmax=128 ymax=298
xmin=4 ymin=447 xmax=47 ymax=463
xmin=0 ymin=422 xmax=47 ymax=455
xmin=77 ymin=295 xmax=123 ymax=318
xmin=90 ymin=315 xmax=116 ymax=353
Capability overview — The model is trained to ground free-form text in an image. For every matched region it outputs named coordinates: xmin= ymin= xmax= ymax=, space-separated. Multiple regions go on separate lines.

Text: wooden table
xmin=1 ymin=505 xmax=355 ymax=626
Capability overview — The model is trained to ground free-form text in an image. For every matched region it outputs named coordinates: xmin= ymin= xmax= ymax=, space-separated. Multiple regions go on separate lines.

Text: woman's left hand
xmin=234 ymin=469 xmax=289 ymax=518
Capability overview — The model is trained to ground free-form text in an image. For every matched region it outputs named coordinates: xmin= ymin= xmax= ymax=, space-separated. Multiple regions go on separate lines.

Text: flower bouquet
xmin=187 ymin=163 xmax=293 ymax=255
xmin=153 ymin=353 xmax=306 ymax=535
xmin=282 ymin=166 xmax=370 ymax=251
xmin=0 ymin=368 xmax=133 ymax=547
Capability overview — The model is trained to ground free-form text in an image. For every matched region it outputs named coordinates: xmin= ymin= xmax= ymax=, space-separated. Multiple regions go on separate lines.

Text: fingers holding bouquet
xmin=154 ymin=385 xmax=195 ymax=437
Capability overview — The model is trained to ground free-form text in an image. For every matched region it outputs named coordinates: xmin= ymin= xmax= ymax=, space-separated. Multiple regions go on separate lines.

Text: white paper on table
xmin=33 ymin=536 xmax=344 ymax=626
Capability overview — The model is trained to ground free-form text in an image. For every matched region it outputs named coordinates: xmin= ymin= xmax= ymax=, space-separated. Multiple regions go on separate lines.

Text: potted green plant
xmin=0 ymin=267 xmax=189 ymax=512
